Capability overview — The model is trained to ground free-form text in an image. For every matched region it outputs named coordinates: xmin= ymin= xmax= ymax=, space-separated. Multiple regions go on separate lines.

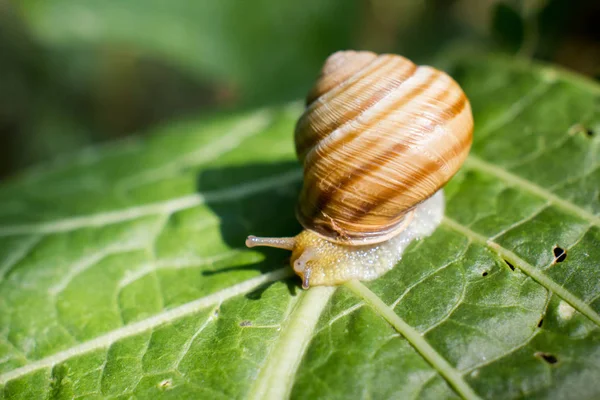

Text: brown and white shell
xmin=294 ymin=50 xmax=473 ymax=245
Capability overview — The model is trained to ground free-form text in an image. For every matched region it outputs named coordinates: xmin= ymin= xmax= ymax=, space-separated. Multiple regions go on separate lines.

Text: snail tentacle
xmin=292 ymin=248 xmax=316 ymax=289
xmin=245 ymin=236 xmax=296 ymax=251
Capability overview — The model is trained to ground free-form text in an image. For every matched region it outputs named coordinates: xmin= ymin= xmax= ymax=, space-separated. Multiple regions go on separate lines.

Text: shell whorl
xmin=294 ymin=51 xmax=473 ymax=245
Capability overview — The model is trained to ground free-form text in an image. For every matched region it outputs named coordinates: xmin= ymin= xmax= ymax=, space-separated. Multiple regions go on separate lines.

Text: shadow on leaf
xmin=197 ymin=161 xmax=303 ymax=292
xmin=245 ymin=278 xmax=298 ymax=300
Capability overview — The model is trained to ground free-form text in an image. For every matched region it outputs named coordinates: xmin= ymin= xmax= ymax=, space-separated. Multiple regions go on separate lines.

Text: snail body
xmin=246 ymin=51 xmax=473 ymax=288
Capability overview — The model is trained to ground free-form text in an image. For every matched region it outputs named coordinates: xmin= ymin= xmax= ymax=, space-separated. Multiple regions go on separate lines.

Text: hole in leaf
xmin=482 ymin=271 xmax=488 ymax=277
xmin=504 ymin=259 xmax=515 ymax=271
xmin=537 ymin=318 xmax=544 ymax=328
xmin=586 ymin=128 xmax=594 ymax=137
xmin=553 ymin=246 xmax=567 ymax=263
xmin=568 ymin=123 xmax=594 ymax=137
xmin=535 ymin=352 xmax=558 ymax=364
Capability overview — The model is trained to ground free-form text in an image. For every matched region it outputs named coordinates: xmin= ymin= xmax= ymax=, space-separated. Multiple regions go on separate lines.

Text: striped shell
xmin=294 ymin=51 xmax=473 ymax=245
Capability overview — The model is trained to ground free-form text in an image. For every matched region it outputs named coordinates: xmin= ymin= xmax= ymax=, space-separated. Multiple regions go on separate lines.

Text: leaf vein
xmin=463 ymin=291 xmax=551 ymax=373
xmin=464 ymin=155 xmax=600 ymax=226
xmin=488 ymin=203 xmax=549 ymax=241
xmin=0 ymin=169 xmax=303 ymax=237
xmin=443 ymin=217 xmax=600 ymax=327
xmin=0 ymin=235 xmax=43 ymax=282
xmin=391 ymin=245 xmax=469 ymax=309
xmin=476 ymin=80 xmax=554 ymax=139
xmin=345 ymin=280 xmax=481 ymax=400
xmin=0 ymin=268 xmax=292 ymax=385
xmin=115 ymin=110 xmax=272 ymax=192
xmin=421 ymin=268 xmax=467 ymax=334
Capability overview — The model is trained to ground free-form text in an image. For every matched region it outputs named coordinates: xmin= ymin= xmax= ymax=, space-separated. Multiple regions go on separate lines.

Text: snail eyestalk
xmin=245 ymin=236 xmax=296 ymax=251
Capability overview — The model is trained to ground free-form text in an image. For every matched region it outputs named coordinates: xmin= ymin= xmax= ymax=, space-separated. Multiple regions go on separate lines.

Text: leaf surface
xmin=0 ymin=58 xmax=599 ymax=399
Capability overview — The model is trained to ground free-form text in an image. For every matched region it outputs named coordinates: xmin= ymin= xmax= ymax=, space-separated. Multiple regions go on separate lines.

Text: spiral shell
xmin=294 ymin=50 xmax=473 ymax=245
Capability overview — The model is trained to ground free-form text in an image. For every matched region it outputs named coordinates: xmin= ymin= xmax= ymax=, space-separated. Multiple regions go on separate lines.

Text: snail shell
xmin=246 ymin=50 xmax=473 ymax=288
xmin=295 ymin=51 xmax=472 ymax=245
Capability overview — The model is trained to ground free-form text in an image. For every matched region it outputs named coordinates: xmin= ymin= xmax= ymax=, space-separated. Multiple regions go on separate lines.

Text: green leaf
xmin=1 ymin=57 xmax=600 ymax=399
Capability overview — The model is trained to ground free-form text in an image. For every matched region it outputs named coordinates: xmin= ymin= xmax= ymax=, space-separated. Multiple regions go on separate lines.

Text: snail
xmin=246 ymin=50 xmax=473 ymax=289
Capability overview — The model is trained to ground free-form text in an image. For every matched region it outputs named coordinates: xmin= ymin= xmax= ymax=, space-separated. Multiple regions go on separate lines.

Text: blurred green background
xmin=1 ymin=0 xmax=598 ymax=178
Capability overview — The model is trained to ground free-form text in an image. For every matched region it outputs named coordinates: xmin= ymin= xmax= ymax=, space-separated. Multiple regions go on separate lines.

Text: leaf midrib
xmin=248 ymin=286 xmax=336 ymax=400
